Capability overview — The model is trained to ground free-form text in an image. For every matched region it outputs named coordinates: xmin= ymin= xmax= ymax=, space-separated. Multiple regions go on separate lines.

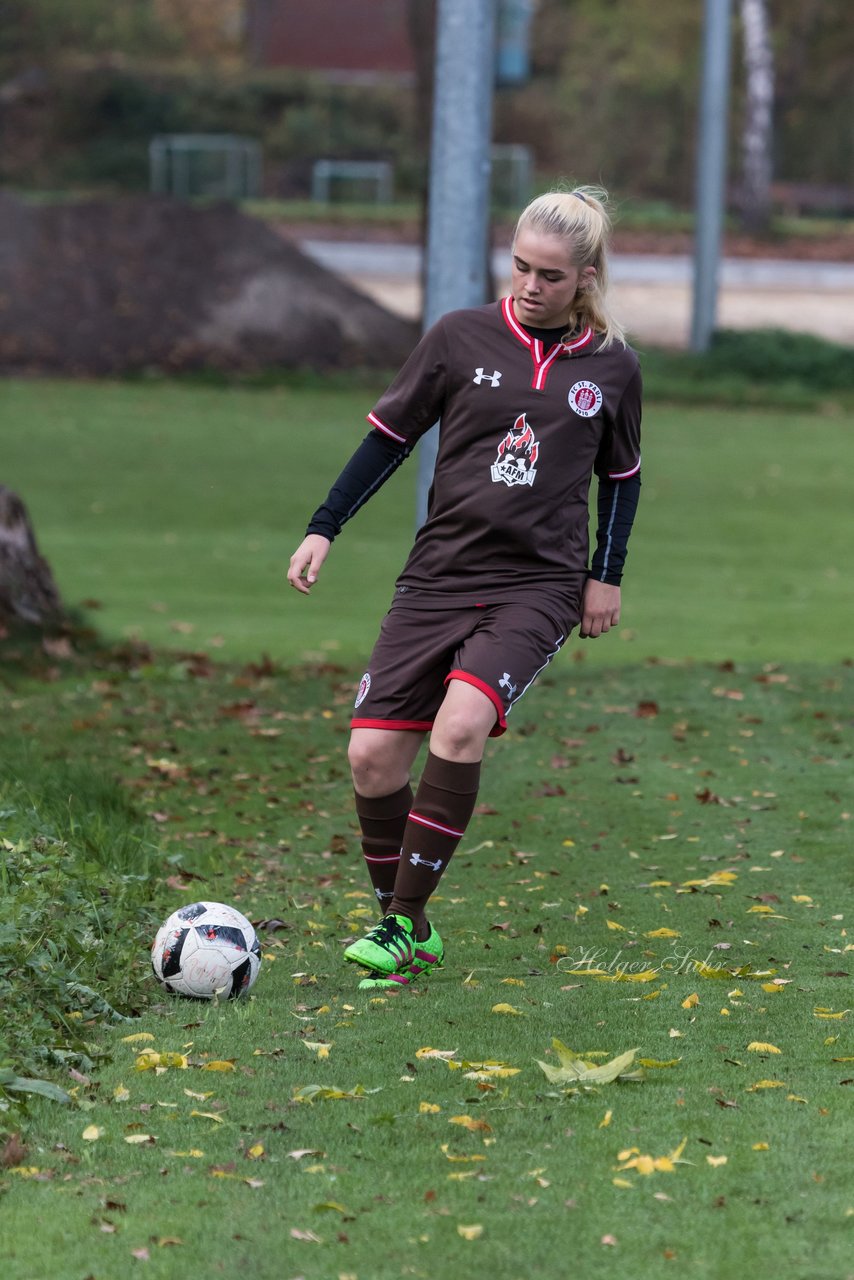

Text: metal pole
xmin=415 ymin=0 xmax=497 ymax=528
xmin=690 ymin=0 xmax=733 ymax=353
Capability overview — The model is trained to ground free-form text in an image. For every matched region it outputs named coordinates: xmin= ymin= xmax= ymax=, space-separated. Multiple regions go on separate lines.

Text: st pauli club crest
xmin=568 ymin=379 xmax=603 ymax=418
xmin=490 ymin=413 xmax=540 ymax=488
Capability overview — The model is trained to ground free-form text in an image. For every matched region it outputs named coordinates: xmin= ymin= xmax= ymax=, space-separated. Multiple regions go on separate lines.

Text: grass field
xmin=2 ymin=654 xmax=853 ymax=1280
xmin=2 ymin=375 xmax=853 ymax=1279
xmin=3 ymin=376 xmax=853 ymax=666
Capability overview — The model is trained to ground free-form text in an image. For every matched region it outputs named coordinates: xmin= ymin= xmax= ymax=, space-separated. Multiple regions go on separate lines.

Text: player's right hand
xmin=287 ymin=534 xmax=331 ymax=595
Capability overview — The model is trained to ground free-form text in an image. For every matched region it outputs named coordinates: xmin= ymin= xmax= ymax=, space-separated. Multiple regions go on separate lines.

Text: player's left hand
xmin=579 ymin=579 xmax=621 ymax=638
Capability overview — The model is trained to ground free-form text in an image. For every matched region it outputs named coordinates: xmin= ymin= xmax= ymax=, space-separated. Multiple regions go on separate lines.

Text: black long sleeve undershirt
xmin=589 ymin=471 xmax=641 ymax=585
xmin=306 ymin=429 xmax=412 ymax=541
xmin=306 ymin=427 xmax=640 ymax=585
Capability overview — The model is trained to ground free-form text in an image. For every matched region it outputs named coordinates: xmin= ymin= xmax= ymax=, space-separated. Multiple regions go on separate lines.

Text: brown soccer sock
xmin=354 ymin=784 xmax=413 ymax=912
xmin=389 ymin=751 xmax=481 ymax=937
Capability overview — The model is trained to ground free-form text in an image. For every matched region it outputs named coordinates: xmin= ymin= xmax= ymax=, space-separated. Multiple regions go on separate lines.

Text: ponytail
xmin=512 ymin=185 xmax=625 ymax=348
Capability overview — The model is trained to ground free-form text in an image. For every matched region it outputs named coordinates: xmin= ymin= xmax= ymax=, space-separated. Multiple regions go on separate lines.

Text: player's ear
xmin=578 ymin=265 xmax=597 ymax=293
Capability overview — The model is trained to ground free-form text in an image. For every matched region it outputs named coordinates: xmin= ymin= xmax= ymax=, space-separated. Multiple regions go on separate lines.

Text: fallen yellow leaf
xmin=645 ymin=928 xmax=681 ymax=939
xmin=747 ymin=1042 xmax=782 ymax=1054
xmin=201 ymin=1060 xmax=237 ymax=1072
xmin=419 ymin=1102 xmax=441 ymax=1114
xmin=491 ymin=1003 xmax=524 ymax=1016
xmin=135 ymin=1050 xmax=188 ymax=1071
xmin=303 ymin=1041 xmax=332 ymax=1059
xmin=457 ymin=1224 xmax=484 ymax=1240
xmin=616 ymin=1136 xmax=686 ymax=1176
xmin=82 ymin=1125 xmax=103 ymax=1142
xmin=121 ymin=1032 xmax=155 ymax=1044
xmin=448 ymin=1115 xmax=492 ymax=1133
xmin=190 ymin=1110 xmax=224 ymax=1124
xmin=682 ymin=993 xmax=700 ymax=1009
xmin=706 ymin=1155 xmax=728 ymax=1167
xmin=596 ymin=968 xmax=659 ymax=983
xmin=462 ymin=1066 xmax=520 ymax=1080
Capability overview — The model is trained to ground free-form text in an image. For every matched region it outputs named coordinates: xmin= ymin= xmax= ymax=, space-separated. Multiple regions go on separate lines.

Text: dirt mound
xmin=0 ymin=193 xmax=418 ymax=375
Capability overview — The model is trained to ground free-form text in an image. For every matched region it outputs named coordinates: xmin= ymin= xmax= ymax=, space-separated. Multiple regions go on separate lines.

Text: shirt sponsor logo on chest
xmin=568 ymin=380 xmax=603 ymax=418
xmin=490 ymin=413 xmax=539 ymax=488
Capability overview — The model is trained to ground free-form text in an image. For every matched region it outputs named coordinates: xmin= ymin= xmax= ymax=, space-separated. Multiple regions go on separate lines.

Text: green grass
xmin=3 ymin=376 xmax=854 ymax=666
xmin=1 ymin=655 xmax=853 ymax=1279
xmin=1 ymin=375 xmax=853 ymax=1277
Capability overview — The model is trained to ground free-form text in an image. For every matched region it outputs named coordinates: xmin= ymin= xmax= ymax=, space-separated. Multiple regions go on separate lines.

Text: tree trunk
xmin=739 ymin=0 xmax=775 ymax=234
xmin=0 ymin=486 xmax=64 ymax=627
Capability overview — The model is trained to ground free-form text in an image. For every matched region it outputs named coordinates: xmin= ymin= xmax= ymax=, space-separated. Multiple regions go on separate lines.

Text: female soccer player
xmin=287 ymin=187 xmax=642 ymax=989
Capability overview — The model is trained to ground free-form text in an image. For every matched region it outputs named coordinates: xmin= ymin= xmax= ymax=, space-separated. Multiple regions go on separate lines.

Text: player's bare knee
xmin=348 ymin=739 xmax=399 ymax=795
xmin=430 ymin=712 xmax=486 ymax=762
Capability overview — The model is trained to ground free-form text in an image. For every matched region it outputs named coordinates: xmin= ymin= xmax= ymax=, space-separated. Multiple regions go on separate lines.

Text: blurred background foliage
xmin=0 ymin=0 xmax=851 ymax=207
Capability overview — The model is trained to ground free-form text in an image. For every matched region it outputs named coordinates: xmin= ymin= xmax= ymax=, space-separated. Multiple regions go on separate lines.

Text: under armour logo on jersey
xmin=473 ymin=367 xmax=502 ymax=387
xmin=499 ymin=672 xmax=518 ymax=698
xmin=409 ymin=852 xmax=443 ymax=872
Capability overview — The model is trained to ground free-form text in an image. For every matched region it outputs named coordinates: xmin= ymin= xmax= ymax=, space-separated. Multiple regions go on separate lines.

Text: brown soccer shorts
xmin=351 ymin=601 xmax=574 ymax=738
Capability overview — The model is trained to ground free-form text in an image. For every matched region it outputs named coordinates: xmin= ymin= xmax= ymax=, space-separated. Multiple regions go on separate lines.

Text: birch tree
xmin=739 ymin=0 xmax=775 ymax=232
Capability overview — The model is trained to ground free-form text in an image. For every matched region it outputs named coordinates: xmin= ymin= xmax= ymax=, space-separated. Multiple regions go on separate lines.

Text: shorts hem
xmin=445 ymin=670 xmax=507 ymax=737
xmin=351 ymin=717 xmax=433 ymax=732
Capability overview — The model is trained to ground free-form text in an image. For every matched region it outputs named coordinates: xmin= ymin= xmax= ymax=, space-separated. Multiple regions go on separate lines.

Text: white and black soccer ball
xmin=151 ymin=901 xmax=262 ymax=1000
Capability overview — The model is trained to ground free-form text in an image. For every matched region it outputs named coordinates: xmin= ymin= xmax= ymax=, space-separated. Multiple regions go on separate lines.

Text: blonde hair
xmin=512 ymin=185 xmax=625 ymax=348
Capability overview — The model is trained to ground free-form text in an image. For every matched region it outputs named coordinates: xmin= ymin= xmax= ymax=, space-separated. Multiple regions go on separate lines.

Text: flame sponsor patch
xmin=568 ymin=380 xmax=603 ymax=418
xmin=491 ymin=413 xmax=540 ymax=488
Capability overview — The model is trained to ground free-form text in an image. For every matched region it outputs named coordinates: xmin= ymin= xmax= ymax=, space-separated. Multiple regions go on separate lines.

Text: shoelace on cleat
xmin=365 ymin=914 xmax=414 ymax=956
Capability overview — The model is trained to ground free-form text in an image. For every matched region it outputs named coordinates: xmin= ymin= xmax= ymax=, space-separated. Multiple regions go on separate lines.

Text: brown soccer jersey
xmin=367 ymin=297 xmax=641 ymax=618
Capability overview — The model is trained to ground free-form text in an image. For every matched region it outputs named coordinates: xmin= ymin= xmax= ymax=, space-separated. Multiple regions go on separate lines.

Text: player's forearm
xmin=589 ymin=471 xmax=641 ymax=584
xmin=306 ymin=429 xmax=412 ymax=541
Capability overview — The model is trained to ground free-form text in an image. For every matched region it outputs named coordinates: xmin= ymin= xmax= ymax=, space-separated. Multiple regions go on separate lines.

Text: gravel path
xmin=299 ymin=238 xmax=854 ymax=348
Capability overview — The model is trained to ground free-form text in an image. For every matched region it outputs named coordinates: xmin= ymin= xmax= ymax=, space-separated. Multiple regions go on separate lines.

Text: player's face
xmin=510 ymin=229 xmax=595 ymax=329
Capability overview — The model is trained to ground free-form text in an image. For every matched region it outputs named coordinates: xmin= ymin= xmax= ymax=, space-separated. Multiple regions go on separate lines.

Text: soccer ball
xmin=151 ymin=901 xmax=262 ymax=1000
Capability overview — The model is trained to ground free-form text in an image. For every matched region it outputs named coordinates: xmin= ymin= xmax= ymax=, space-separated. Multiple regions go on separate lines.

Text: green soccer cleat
xmin=344 ymin=912 xmax=417 ymax=975
xmin=358 ymin=923 xmax=444 ymax=990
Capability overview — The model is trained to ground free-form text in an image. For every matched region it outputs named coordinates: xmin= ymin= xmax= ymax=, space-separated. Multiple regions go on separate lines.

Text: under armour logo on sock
xmin=375 ymin=888 xmax=394 ymax=902
xmin=409 ymin=852 xmax=443 ymax=872
xmin=499 ymin=671 xmax=517 ymax=698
